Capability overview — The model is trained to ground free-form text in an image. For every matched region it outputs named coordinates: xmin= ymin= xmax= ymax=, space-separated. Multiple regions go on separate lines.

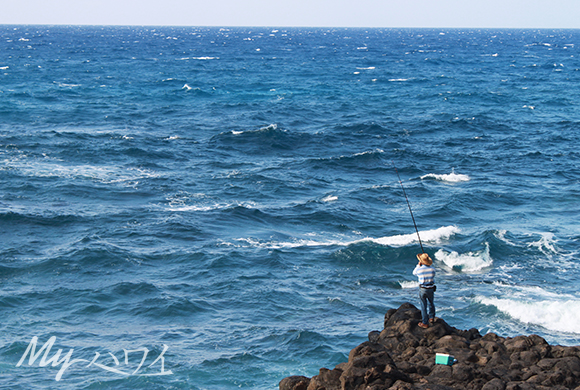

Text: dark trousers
xmin=419 ymin=287 xmax=435 ymax=324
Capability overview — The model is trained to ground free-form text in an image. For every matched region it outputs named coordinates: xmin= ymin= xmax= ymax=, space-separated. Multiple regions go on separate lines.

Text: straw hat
xmin=417 ymin=253 xmax=433 ymax=266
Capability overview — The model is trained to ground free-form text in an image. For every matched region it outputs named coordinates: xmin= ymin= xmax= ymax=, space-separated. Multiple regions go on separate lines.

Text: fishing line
xmin=393 ymin=162 xmax=425 ymax=253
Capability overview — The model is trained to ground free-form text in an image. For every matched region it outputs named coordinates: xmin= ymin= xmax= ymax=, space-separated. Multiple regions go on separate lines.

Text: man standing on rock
xmin=413 ymin=253 xmax=436 ymax=329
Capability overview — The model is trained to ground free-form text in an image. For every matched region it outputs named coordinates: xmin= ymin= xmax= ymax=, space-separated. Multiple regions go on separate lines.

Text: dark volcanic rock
xmin=280 ymin=303 xmax=580 ymax=390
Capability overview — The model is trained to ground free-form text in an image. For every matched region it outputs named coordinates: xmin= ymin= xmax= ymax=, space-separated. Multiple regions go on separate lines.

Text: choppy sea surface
xmin=1 ymin=25 xmax=579 ymax=389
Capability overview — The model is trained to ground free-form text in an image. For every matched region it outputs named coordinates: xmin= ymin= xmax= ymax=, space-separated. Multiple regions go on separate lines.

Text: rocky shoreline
xmin=280 ymin=303 xmax=580 ymax=390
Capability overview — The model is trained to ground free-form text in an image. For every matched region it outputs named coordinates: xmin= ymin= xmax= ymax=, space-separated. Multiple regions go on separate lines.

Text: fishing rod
xmin=393 ymin=162 xmax=425 ymax=253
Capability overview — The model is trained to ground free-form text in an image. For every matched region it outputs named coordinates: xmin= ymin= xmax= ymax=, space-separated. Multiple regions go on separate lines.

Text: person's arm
xmin=412 ymin=264 xmax=422 ymax=276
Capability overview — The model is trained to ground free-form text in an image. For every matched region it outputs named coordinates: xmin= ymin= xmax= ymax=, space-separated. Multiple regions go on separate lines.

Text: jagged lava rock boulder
xmin=280 ymin=302 xmax=580 ymax=390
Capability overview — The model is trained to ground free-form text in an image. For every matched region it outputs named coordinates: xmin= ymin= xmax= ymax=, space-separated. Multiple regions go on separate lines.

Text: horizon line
xmin=1 ymin=23 xmax=579 ymax=30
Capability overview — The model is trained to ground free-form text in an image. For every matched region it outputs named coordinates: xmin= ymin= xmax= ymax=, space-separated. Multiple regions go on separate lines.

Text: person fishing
xmin=413 ymin=253 xmax=436 ymax=328
xmin=393 ymin=162 xmax=437 ymax=329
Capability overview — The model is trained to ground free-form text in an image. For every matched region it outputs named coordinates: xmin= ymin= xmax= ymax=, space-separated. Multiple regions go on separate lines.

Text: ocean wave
xmin=321 ymin=195 xmax=338 ymax=202
xmin=5 ymin=158 xmax=159 ymax=185
xmin=318 ymin=149 xmax=386 ymax=163
xmin=178 ymin=56 xmax=219 ymax=60
xmin=493 ymin=229 xmax=517 ymax=246
xmin=370 ymin=226 xmax=459 ymax=247
xmin=167 ymin=202 xmax=257 ymax=212
xmin=421 ymin=172 xmax=470 ymax=182
xmin=306 ymin=149 xmax=387 ymax=173
xmin=477 ymin=296 xmax=580 ymax=334
xmin=231 ymin=226 xmax=459 ymax=250
xmin=527 ymin=232 xmax=558 ymax=256
xmin=398 ymin=280 xmax=419 ymax=289
xmin=230 ymin=123 xmax=278 ymax=136
xmin=435 ymin=243 xmax=492 ymax=273
xmin=210 ymin=124 xmax=318 ymax=154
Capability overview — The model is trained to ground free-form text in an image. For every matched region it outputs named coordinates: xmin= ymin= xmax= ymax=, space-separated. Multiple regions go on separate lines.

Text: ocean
xmin=0 ymin=25 xmax=579 ymax=389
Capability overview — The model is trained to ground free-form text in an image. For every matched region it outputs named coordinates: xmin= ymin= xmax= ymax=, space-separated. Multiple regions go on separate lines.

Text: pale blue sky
xmin=1 ymin=0 xmax=579 ymax=28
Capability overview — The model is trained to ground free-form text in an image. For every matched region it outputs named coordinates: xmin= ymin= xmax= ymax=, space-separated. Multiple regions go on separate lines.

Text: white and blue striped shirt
xmin=413 ymin=264 xmax=436 ymax=288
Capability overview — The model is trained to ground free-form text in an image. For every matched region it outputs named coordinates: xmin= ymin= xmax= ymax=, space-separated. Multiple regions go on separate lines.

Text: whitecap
xmin=494 ymin=230 xmax=517 ymax=246
xmin=229 ymin=226 xmax=459 ymax=250
xmin=168 ymin=204 xmax=226 ymax=212
xmin=527 ymin=232 xmax=558 ymax=255
xmin=352 ymin=149 xmax=384 ymax=157
xmin=370 ymin=226 xmax=460 ymax=247
xmin=0 ymin=66 xmax=8 ymax=70
xmin=421 ymin=172 xmax=470 ymax=182
xmin=233 ymin=237 xmax=345 ymax=250
xmin=182 ymin=84 xmax=192 ymax=90
xmin=477 ymin=296 xmax=580 ymax=334
xmin=57 ymin=82 xmax=81 ymax=88
xmin=7 ymin=159 xmax=157 ymax=186
xmin=399 ymin=280 xmax=419 ymax=289
xmin=321 ymin=195 xmax=338 ymax=202
xmin=435 ymin=243 xmax=492 ymax=273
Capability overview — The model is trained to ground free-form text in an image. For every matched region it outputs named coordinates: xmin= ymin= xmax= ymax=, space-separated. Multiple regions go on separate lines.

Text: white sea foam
xmin=178 ymin=57 xmax=219 ymax=60
xmin=352 ymin=149 xmax=384 ymax=157
xmin=55 ymin=82 xmax=81 ymax=88
xmin=167 ymin=201 xmax=257 ymax=213
xmin=435 ymin=243 xmax=492 ymax=273
xmin=321 ymin=195 xmax=338 ymax=202
xmin=494 ymin=230 xmax=517 ymax=246
xmin=235 ymin=225 xmax=459 ymax=250
xmin=233 ymin=236 xmax=345 ymax=249
xmin=8 ymin=159 xmax=157 ymax=186
xmin=527 ymin=232 xmax=558 ymax=256
xmin=389 ymin=78 xmax=408 ymax=82
xmin=421 ymin=172 xmax=470 ymax=182
xmin=399 ymin=280 xmax=419 ymax=289
xmin=370 ymin=226 xmax=459 ymax=247
xmin=168 ymin=203 xmax=229 ymax=212
xmin=230 ymin=124 xmax=277 ymax=136
xmin=477 ymin=296 xmax=580 ymax=334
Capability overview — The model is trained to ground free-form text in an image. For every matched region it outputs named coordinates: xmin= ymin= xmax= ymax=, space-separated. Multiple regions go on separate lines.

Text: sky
xmin=1 ymin=0 xmax=579 ymax=29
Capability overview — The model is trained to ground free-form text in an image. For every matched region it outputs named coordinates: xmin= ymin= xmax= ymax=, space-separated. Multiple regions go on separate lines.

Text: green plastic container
xmin=435 ymin=353 xmax=457 ymax=366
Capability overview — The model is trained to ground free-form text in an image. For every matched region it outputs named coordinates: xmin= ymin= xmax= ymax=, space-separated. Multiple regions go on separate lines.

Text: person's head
xmin=417 ymin=253 xmax=432 ymax=266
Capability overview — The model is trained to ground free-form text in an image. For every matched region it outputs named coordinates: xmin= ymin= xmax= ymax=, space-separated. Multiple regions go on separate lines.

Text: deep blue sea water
xmin=1 ymin=25 xmax=579 ymax=389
